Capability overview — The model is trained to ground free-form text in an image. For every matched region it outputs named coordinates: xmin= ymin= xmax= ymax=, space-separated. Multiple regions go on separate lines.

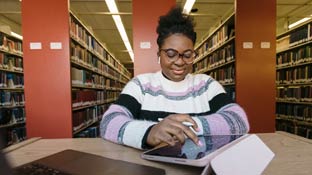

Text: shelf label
xmin=261 ymin=42 xmax=270 ymax=49
xmin=30 ymin=42 xmax=42 ymax=50
xmin=50 ymin=42 xmax=63 ymax=50
xmin=243 ymin=42 xmax=253 ymax=49
xmin=140 ymin=42 xmax=151 ymax=49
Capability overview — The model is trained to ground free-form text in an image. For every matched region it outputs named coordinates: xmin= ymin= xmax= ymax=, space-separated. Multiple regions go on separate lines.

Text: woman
xmin=100 ymin=6 xmax=249 ymax=149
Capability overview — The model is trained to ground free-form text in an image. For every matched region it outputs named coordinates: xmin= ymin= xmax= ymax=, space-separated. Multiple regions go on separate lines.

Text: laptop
xmin=0 ymin=136 xmax=165 ymax=175
xmin=9 ymin=149 xmax=166 ymax=175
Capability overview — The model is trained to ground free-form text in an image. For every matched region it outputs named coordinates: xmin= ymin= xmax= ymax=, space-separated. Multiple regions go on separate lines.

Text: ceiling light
xmin=105 ymin=0 xmax=134 ymax=62
xmin=183 ymin=0 xmax=196 ymax=14
xmin=288 ymin=17 xmax=311 ymax=29
xmin=11 ymin=32 xmax=23 ymax=40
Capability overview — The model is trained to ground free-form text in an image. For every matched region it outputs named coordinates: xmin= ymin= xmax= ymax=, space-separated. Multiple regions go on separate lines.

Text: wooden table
xmin=4 ymin=131 xmax=312 ymax=175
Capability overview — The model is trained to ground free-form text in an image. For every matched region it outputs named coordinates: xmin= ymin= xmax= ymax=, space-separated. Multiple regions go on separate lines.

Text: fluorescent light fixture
xmin=11 ymin=32 xmax=23 ymax=40
xmin=105 ymin=0 xmax=134 ymax=62
xmin=288 ymin=17 xmax=311 ymax=29
xmin=183 ymin=0 xmax=196 ymax=14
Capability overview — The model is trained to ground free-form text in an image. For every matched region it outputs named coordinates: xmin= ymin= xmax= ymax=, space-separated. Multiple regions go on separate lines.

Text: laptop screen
xmin=144 ymin=135 xmax=243 ymax=160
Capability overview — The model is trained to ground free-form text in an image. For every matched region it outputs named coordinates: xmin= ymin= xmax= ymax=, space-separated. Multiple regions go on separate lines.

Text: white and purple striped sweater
xmin=100 ymin=71 xmax=249 ymax=149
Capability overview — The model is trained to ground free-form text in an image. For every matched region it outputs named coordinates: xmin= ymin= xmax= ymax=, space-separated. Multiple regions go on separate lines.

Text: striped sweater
xmin=100 ymin=71 xmax=249 ymax=149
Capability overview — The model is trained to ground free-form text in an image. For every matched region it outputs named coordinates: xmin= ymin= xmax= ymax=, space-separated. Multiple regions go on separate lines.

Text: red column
xmin=22 ymin=0 xmax=72 ymax=138
xmin=235 ymin=0 xmax=276 ymax=132
xmin=132 ymin=0 xmax=175 ymax=75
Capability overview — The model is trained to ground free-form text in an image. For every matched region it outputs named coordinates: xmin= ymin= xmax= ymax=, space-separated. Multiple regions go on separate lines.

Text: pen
xmin=157 ymin=118 xmax=194 ymax=127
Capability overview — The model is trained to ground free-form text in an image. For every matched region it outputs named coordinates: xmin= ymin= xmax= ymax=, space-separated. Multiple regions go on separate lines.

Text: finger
xmin=168 ymin=114 xmax=199 ymax=131
xmin=165 ymin=125 xmax=186 ymax=144
xmin=158 ymin=132 xmax=176 ymax=146
xmin=182 ymin=126 xmax=201 ymax=146
xmin=167 ymin=122 xmax=200 ymax=146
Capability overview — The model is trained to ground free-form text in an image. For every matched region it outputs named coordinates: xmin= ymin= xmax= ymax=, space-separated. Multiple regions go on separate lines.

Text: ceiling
xmin=0 ymin=0 xmax=312 ymax=69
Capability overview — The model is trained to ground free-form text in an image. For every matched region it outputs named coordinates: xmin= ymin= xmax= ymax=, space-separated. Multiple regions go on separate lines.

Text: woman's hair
xmin=156 ymin=6 xmax=196 ymax=48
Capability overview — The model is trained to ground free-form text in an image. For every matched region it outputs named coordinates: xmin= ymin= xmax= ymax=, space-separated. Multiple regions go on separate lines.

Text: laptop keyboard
xmin=13 ymin=162 xmax=71 ymax=175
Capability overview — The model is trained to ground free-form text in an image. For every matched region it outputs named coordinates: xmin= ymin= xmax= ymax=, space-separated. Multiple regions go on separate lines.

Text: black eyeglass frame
xmin=159 ymin=48 xmax=198 ymax=64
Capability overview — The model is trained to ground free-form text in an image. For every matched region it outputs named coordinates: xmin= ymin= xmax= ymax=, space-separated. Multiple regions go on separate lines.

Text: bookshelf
xmin=21 ymin=0 xmax=130 ymax=139
xmin=0 ymin=31 xmax=26 ymax=146
xmin=193 ymin=0 xmax=276 ymax=133
xmin=275 ymin=19 xmax=312 ymax=139
xmin=69 ymin=12 xmax=131 ymax=138
xmin=193 ymin=14 xmax=236 ymax=100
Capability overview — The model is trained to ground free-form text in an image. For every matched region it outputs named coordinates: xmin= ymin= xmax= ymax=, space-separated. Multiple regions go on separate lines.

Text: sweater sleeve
xmin=193 ymin=103 xmax=250 ymax=136
xmin=100 ymin=78 xmax=156 ymax=149
xmin=193 ymin=77 xmax=250 ymax=136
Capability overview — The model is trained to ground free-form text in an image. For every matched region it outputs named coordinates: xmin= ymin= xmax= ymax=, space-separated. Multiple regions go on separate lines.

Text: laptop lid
xmin=12 ymin=149 xmax=165 ymax=175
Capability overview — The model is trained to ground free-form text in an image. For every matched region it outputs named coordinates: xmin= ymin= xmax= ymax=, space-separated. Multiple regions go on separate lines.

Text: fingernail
xmin=197 ymin=140 xmax=203 ymax=147
xmin=195 ymin=127 xmax=200 ymax=132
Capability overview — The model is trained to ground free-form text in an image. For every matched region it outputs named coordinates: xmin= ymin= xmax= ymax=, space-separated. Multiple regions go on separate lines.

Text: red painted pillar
xmin=235 ymin=0 xmax=276 ymax=132
xmin=22 ymin=0 xmax=72 ymax=138
xmin=132 ymin=0 xmax=175 ymax=75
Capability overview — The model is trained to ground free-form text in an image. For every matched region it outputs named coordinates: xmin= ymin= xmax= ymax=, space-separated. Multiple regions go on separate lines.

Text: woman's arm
xmin=100 ymin=78 xmax=157 ymax=149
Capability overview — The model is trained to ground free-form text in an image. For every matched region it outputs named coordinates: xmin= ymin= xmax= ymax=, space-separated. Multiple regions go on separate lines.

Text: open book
xmin=141 ymin=134 xmax=274 ymax=175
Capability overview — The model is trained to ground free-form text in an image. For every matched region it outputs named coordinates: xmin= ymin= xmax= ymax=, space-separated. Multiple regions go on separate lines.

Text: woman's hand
xmin=147 ymin=114 xmax=201 ymax=147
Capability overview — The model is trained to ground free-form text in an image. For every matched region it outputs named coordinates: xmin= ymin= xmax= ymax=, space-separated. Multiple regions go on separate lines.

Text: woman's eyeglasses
xmin=159 ymin=48 xmax=198 ymax=64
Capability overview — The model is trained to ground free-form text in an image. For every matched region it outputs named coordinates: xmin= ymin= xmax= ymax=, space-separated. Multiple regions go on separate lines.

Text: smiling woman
xmin=100 ymin=6 xmax=249 ymax=150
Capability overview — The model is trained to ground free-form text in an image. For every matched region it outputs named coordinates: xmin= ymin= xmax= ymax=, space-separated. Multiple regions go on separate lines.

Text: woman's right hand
xmin=146 ymin=114 xmax=201 ymax=147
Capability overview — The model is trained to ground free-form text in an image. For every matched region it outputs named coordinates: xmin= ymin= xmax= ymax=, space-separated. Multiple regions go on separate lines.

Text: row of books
xmin=224 ymin=86 xmax=236 ymax=101
xmin=0 ymin=53 xmax=23 ymax=72
xmin=7 ymin=126 xmax=26 ymax=146
xmin=197 ymin=21 xmax=234 ymax=56
xmin=72 ymin=107 xmax=97 ymax=132
xmin=276 ymin=104 xmax=312 ymax=121
xmin=72 ymin=90 xmax=120 ymax=108
xmin=72 ymin=67 xmax=105 ymax=88
xmin=276 ymin=86 xmax=312 ymax=102
xmin=289 ymin=24 xmax=311 ymax=47
xmin=276 ymin=65 xmax=312 ymax=83
xmin=69 ymin=15 xmax=131 ymax=78
xmin=71 ymin=54 xmax=128 ymax=84
xmin=0 ymin=108 xmax=25 ymax=125
xmin=0 ymin=33 xmax=23 ymax=55
xmin=194 ymin=43 xmax=235 ymax=72
xmin=276 ymin=120 xmax=312 ymax=139
xmin=0 ymin=72 xmax=23 ymax=88
xmin=276 ymin=45 xmax=312 ymax=66
xmin=71 ymin=67 xmax=125 ymax=88
xmin=74 ymin=126 xmax=99 ymax=138
xmin=208 ymin=65 xmax=235 ymax=83
xmin=72 ymin=104 xmax=111 ymax=133
xmin=0 ymin=91 xmax=24 ymax=106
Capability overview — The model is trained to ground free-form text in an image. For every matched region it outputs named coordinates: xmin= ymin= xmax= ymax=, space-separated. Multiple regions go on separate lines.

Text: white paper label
xmin=50 ymin=42 xmax=62 ymax=50
xmin=30 ymin=42 xmax=42 ymax=50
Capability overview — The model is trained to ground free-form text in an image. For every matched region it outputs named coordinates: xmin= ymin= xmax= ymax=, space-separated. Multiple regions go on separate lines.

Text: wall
xmin=132 ymin=0 xmax=175 ymax=75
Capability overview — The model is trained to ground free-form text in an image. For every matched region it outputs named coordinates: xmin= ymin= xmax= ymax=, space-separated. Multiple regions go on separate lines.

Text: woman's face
xmin=159 ymin=33 xmax=195 ymax=82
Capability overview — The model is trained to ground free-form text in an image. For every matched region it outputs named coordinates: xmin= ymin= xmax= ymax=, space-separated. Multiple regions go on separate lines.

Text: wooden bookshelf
xmin=21 ymin=0 xmax=130 ymax=139
xmin=0 ymin=31 xmax=26 ymax=146
xmin=69 ymin=12 xmax=130 ymax=138
xmin=193 ymin=0 xmax=276 ymax=133
xmin=276 ymin=18 xmax=312 ymax=139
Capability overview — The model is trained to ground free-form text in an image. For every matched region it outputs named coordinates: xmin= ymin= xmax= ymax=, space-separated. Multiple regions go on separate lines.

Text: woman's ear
xmin=157 ymin=52 xmax=160 ymax=64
